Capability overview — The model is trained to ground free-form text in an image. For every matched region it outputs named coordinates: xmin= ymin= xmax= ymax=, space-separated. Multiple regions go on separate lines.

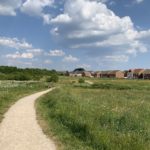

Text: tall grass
xmin=37 ymin=79 xmax=150 ymax=150
xmin=0 ymin=81 xmax=48 ymax=122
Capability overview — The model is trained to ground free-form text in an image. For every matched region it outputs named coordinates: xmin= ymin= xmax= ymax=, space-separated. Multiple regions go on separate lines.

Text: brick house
xmin=108 ymin=70 xmax=124 ymax=79
xmin=94 ymin=71 xmax=101 ymax=78
xmin=101 ymin=71 xmax=110 ymax=78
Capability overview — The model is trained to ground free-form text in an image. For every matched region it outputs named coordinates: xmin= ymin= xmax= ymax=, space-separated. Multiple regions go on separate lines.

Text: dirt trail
xmin=85 ymin=80 xmax=93 ymax=85
xmin=0 ymin=89 xmax=56 ymax=150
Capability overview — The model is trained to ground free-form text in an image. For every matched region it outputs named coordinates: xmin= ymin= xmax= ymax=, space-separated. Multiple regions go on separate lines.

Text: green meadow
xmin=37 ymin=78 xmax=150 ymax=150
xmin=0 ymin=81 xmax=48 ymax=122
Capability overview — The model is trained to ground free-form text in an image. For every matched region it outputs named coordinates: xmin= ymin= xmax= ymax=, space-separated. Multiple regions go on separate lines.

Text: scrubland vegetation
xmin=37 ymin=77 xmax=150 ymax=150
xmin=0 ymin=66 xmax=58 ymax=81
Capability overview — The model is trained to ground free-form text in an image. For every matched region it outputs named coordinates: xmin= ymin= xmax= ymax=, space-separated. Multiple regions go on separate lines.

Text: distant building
xmin=133 ymin=69 xmax=144 ymax=79
xmin=94 ymin=71 xmax=101 ymax=78
xmin=100 ymin=70 xmax=124 ymax=79
xmin=108 ymin=70 xmax=124 ymax=79
xmin=64 ymin=71 xmax=70 ymax=76
xmin=66 ymin=68 xmax=150 ymax=80
xmin=82 ymin=71 xmax=92 ymax=77
xmin=143 ymin=69 xmax=150 ymax=79
xmin=127 ymin=69 xmax=134 ymax=79
xmin=123 ymin=70 xmax=128 ymax=78
xmin=67 ymin=68 xmax=85 ymax=77
xmin=101 ymin=71 xmax=110 ymax=78
xmin=127 ymin=69 xmax=144 ymax=79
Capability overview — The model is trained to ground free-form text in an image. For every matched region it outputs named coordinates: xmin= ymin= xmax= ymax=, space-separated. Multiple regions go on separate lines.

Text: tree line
xmin=0 ymin=66 xmax=58 ymax=81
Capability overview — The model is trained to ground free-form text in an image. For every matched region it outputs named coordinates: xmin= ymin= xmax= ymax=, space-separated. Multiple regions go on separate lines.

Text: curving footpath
xmin=0 ymin=89 xmax=56 ymax=150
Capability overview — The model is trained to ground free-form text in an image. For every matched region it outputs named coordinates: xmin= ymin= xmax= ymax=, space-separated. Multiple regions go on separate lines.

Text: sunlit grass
xmin=37 ymin=78 xmax=150 ymax=150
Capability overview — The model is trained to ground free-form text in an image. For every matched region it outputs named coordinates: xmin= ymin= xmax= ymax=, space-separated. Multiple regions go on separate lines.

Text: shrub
xmin=46 ymin=74 xmax=59 ymax=83
xmin=0 ymin=73 xmax=6 ymax=80
xmin=78 ymin=78 xmax=85 ymax=83
xmin=8 ymin=73 xmax=31 ymax=81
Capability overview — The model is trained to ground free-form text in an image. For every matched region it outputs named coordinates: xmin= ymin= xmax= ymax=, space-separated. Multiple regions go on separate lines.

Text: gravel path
xmin=0 ymin=89 xmax=56 ymax=150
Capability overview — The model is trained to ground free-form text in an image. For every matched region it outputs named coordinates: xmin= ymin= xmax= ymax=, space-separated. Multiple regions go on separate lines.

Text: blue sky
xmin=0 ymin=0 xmax=150 ymax=71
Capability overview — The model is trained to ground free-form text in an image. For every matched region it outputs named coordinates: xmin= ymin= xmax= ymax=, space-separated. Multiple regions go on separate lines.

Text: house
xmin=143 ymin=69 xmax=150 ymax=79
xmin=100 ymin=70 xmax=124 ymax=79
xmin=127 ymin=69 xmax=144 ymax=79
xmin=82 ymin=71 xmax=92 ymax=77
xmin=108 ymin=70 xmax=124 ymax=79
xmin=66 ymin=71 xmax=82 ymax=77
xmin=127 ymin=69 xmax=134 ymax=79
xmin=101 ymin=71 xmax=110 ymax=78
xmin=133 ymin=69 xmax=144 ymax=79
xmin=123 ymin=70 xmax=128 ymax=78
xmin=94 ymin=71 xmax=101 ymax=78
xmin=65 ymin=71 xmax=76 ymax=77
xmin=68 ymin=72 xmax=76 ymax=77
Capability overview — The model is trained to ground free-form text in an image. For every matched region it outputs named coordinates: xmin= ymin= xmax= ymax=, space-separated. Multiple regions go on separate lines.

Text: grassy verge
xmin=36 ymin=79 xmax=150 ymax=150
xmin=0 ymin=81 xmax=48 ymax=122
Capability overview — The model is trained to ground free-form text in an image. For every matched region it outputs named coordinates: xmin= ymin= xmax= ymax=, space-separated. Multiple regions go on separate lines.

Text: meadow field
xmin=37 ymin=77 xmax=150 ymax=150
xmin=0 ymin=81 xmax=48 ymax=122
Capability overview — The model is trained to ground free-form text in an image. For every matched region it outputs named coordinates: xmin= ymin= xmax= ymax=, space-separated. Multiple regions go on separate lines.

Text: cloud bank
xmin=49 ymin=0 xmax=149 ymax=63
xmin=0 ymin=0 xmax=150 ymax=69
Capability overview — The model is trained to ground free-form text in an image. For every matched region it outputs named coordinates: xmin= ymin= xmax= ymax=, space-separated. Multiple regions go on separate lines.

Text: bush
xmin=0 ymin=66 xmax=59 ymax=81
xmin=46 ymin=74 xmax=59 ymax=83
xmin=8 ymin=73 xmax=31 ymax=81
xmin=78 ymin=78 xmax=85 ymax=83
xmin=46 ymin=77 xmax=52 ymax=82
xmin=0 ymin=73 xmax=7 ymax=80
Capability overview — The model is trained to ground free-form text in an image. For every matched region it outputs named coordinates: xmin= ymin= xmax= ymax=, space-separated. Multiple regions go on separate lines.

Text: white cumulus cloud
xmin=48 ymin=49 xmax=65 ymax=56
xmin=104 ymin=55 xmax=129 ymax=62
xmin=49 ymin=0 xmax=149 ymax=63
xmin=0 ymin=36 xmax=45 ymax=61
xmin=26 ymin=48 xmax=43 ymax=55
xmin=6 ymin=51 xmax=34 ymax=59
xmin=51 ymin=14 xmax=72 ymax=23
xmin=21 ymin=0 xmax=54 ymax=24
xmin=21 ymin=0 xmax=53 ymax=16
xmin=0 ymin=37 xmax=33 ymax=50
xmin=0 ymin=0 xmax=54 ymax=24
xmin=63 ymin=55 xmax=79 ymax=63
xmin=0 ymin=0 xmax=22 ymax=16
